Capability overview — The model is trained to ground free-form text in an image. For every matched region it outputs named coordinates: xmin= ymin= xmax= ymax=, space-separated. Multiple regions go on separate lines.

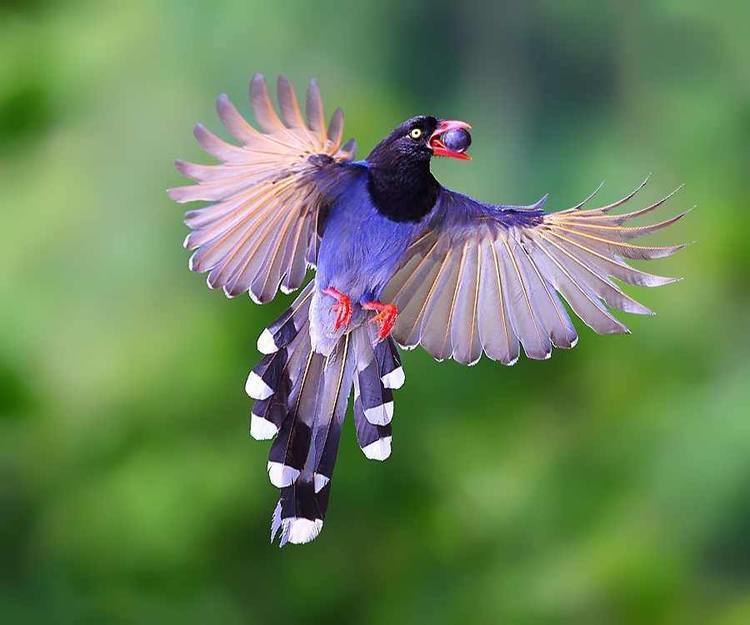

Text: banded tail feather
xmin=272 ymin=334 xmax=355 ymax=546
xmin=267 ymin=350 xmax=324 ymax=488
xmin=376 ymin=336 xmax=405 ymax=390
xmin=354 ymin=375 xmax=393 ymax=461
xmin=353 ymin=327 xmax=394 ymax=426
xmin=247 ymin=283 xmax=315 ymax=439
xmin=272 ymin=482 xmax=322 ymax=546
xmin=249 ymin=295 xmax=404 ymax=545
xmin=257 ymin=282 xmax=315 ymax=355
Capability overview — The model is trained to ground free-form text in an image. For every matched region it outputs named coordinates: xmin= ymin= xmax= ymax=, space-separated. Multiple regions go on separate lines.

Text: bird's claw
xmin=362 ymin=301 xmax=398 ymax=341
xmin=323 ymin=287 xmax=352 ymax=331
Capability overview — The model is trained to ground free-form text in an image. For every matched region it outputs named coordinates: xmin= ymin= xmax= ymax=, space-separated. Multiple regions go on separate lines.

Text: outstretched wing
xmin=169 ymin=74 xmax=357 ymax=303
xmin=382 ymin=179 xmax=689 ymax=365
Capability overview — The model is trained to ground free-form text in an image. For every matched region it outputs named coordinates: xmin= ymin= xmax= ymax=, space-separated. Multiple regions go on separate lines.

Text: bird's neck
xmin=367 ymin=160 xmax=439 ymax=223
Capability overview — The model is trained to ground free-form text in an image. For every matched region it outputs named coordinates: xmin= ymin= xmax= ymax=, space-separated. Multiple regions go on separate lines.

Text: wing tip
xmin=167 ymin=184 xmax=193 ymax=202
xmin=215 ymin=92 xmax=233 ymax=114
xmin=192 ymin=122 xmax=210 ymax=144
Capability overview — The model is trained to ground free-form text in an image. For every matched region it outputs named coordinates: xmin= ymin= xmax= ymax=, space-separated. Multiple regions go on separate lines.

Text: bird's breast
xmin=316 ymin=182 xmax=419 ymax=303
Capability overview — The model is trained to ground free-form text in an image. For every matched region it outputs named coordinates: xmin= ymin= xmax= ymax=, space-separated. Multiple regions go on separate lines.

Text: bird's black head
xmin=367 ymin=115 xmax=439 ymax=166
xmin=366 ymin=116 xmax=472 ymax=222
xmin=367 ymin=116 xmax=472 ymax=167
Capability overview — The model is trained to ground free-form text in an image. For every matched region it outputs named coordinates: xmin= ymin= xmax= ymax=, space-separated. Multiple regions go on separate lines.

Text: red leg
xmin=362 ymin=300 xmax=398 ymax=341
xmin=322 ymin=287 xmax=352 ymax=331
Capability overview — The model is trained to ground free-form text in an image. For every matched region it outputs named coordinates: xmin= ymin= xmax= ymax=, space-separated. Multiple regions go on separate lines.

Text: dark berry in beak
xmin=441 ymin=127 xmax=472 ymax=153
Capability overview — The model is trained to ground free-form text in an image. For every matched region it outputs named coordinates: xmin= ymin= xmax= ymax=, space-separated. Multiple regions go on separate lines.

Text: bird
xmin=169 ymin=74 xmax=688 ymax=546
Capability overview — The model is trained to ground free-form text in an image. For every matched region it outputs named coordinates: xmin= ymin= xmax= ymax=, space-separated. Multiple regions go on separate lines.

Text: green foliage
xmin=1 ymin=1 xmax=748 ymax=623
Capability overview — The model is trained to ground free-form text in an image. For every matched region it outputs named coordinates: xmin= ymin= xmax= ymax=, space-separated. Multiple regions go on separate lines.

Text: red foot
xmin=362 ymin=301 xmax=398 ymax=341
xmin=322 ymin=287 xmax=352 ymax=330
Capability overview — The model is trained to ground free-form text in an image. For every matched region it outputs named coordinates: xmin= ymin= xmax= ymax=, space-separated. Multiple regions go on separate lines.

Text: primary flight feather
xmin=169 ymin=74 xmax=687 ymax=546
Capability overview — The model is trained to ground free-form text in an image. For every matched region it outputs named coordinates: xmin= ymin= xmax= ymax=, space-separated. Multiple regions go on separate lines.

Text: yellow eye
xmin=409 ymin=128 xmax=423 ymax=140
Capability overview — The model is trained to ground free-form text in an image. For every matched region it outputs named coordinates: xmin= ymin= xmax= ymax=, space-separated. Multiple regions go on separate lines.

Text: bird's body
xmin=316 ymin=164 xmax=416 ymax=304
xmin=309 ymin=164 xmax=419 ymax=354
xmin=170 ymin=74 xmax=688 ymax=546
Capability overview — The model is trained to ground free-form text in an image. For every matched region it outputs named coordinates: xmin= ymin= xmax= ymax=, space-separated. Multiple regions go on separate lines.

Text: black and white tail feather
xmin=246 ymin=284 xmax=404 ymax=546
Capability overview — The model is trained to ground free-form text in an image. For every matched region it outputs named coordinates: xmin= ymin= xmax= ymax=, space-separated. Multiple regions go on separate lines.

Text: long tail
xmin=245 ymin=287 xmax=404 ymax=546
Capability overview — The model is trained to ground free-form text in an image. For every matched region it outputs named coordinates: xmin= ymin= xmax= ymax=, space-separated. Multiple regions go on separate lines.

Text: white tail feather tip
xmin=257 ymin=328 xmax=279 ymax=354
xmin=267 ymin=461 xmax=300 ymax=488
xmin=250 ymin=414 xmax=278 ymax=440
xmin=282 ymin=518 xmax=323 ymax=545
xmin=381 ymin=366 xmax=405 ymax=389
xmin=362 ymin=436 xmax=392 ymax=461
xmin=313 ymin=473 xmax=330 ymax=493
xmin=245 ymin=371 xmax=273 ymax=400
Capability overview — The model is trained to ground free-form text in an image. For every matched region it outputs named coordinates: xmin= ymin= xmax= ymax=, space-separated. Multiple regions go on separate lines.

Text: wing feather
xmin=386 ymin=241 xmax=443 ymax=347
xmin=276 ymin=76 xmax=306 ymax=128
xmin=418 ymin=247 xmax=462 ymax=361
xmin=216 ymin=93 xmax=262 ymax=145
xmin=450 ymin=242 xmax=483 ymax=365
xmin=550 ymin=224 xmax=686 ymax=260
xmin=514 ymin=235 xmax=577 ymax=349
xmin=196 ymin=180 xmax=299 ymax=279
xmin=250 ymin=73 xmax=286 ymax=134
xmin=327 ymin=108 xmax=344 ymax=146
xmin=305 ymin=79 xmax=326 ymax=139
xmin=497 ymin=236 xmax=551 ymax=360
xmin=539 ymin=231 xmax=654 ymax=315
xmin=526 ymin=236 xmax=630 ymax=335
xmin=225 ymin=189 xmax=305 ymax=300
xmin=286 ymin=216 xmax=313 ymax=292
xmin=477 ymin=239 xmax=519 ymax=364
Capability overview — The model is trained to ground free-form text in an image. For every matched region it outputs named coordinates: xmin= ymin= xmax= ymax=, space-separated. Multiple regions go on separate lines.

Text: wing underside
xmin=383 ymin=180 xmax=688 ymax=365
xmin=169 ymin=74 xmax=356 ymax=303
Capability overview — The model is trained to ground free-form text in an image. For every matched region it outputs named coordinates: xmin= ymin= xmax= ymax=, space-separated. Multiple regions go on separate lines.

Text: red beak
xmin=429 ymin=119 xmax=472 ymax=160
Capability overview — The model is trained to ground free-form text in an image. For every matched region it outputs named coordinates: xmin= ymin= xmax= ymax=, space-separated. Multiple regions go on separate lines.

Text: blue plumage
xmin=316 ymin=164 xmax=422 ymax=304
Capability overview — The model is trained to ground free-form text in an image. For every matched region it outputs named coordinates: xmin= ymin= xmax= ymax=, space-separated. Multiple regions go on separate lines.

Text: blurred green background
xmin=1 ymin=1 xmax=748 ymax=624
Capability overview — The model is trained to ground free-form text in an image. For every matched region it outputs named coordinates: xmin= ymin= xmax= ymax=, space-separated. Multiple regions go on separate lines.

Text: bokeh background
xmin=2 ymin=1 xmax=749 ymax=623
